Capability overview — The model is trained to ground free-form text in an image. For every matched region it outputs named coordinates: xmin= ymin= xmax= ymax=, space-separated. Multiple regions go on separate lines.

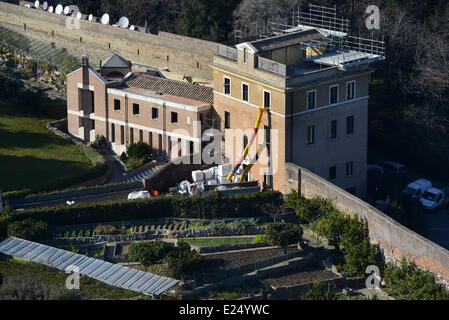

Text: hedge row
xmin=9 ymin=191 xmax=284 ymax=226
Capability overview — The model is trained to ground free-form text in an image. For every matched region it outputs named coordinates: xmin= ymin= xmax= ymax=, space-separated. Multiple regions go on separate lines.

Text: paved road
xmin=421 ymin=206 xmax=449 ymax=250
xmin=15 ymin=188 xmax=143 ymax=210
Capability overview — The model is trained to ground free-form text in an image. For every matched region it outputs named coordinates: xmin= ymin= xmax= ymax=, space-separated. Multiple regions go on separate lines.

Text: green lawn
xmin=0 ymin=95 xmax=94 ymax=192
xmin=184 ymin=237 xmax=254 ymax=247
xmin=0 ymin=258 xmax=149 ymax=300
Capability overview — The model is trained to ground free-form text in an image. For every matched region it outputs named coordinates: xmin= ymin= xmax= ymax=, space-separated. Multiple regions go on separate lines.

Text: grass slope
xmin=0 ymin=95 xmax=93 ymax=192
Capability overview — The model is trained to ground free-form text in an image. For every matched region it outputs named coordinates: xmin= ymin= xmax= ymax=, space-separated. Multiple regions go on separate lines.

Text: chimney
xmin=82 ymin=54 xmax=89 ymax=86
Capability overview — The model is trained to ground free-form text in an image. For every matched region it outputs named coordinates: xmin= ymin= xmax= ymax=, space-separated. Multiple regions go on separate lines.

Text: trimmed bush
xmin=9 ymin=191 xmax=283 ymax=227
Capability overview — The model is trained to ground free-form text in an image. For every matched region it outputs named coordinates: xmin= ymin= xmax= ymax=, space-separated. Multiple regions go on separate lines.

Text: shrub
xmin=229 ymin=218 xmax=257 ymax=232
xmin=207 ymin=221 xmax=226 ymax=232
xmin=128 ymin=241 xmax=175 ymax=271
xmin=384 ymin=258 xmax=449 ymax=300
xmin=165 ymin=242 xmax=204 ymax=279
xmin=6 ymin=219 xmax=49 ymax=241
xmin=253 ymin=234 xmax=267 ymax=244
xmin=341 ymin=238 xmax=382 ymax=277
xmin=127 ymin=141 xmax=153 ymax=160
xmin=286 ymin=191 xmax=335 ymax=224
xmin=301 ymin=280 xmax=336 ymax=300
xmin=314 ymin=211 xmax=347 ymax=248
xmin=265 ymin=223 xmax=303 ymax=248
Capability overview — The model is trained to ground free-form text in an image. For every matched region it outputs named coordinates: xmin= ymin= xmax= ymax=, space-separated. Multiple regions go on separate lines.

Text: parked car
xmin=127 ymin=190 xmax=151 ymax=200
xmin=379 ymin=161 xmax=408 ymax=174
xmin=402 ymin=179 xmax=432 ymax=199
xmin=420 ymin=187 xmax=449 ymax=211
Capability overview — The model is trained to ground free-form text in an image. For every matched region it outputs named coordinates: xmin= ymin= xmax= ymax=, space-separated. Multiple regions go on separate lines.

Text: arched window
xmin=243 ymin=48 xmax=247 ymax=64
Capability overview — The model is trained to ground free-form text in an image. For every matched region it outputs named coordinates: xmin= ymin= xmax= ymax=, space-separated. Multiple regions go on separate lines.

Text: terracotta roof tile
xmin=124 ymin=73 xmax=213 ymax=105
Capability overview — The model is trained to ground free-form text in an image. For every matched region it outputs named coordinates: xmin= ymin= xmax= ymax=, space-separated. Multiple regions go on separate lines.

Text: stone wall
xmin=285 ymin=162 xmax=449 ymax=286
xmin=0 ymin=2 xmax=218 ymax=80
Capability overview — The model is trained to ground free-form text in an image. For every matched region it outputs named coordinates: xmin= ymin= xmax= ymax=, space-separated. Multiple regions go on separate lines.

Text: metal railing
xmin=257 ymin=56 xmax=287 ymax=76
xmin=218 ymin=44 xmax=237 ymax=61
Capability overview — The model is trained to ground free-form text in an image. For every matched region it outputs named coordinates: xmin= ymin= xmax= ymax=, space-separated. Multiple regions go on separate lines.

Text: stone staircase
xmin=122 ymin=166 xmax=160 ymax=183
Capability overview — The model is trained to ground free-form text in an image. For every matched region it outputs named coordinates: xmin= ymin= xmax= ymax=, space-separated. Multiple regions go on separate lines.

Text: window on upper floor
xmin=113 ymin=99 xmax=120 ymax=111
xmin=329 ymin=166 xmax=337 ymax=181
xmin=224 ymin=111 xmax=230 ymax=129
xmin=242 ymin=83 xmax=249 ymax=102
xmin=307 ymin=125 xmax=315 ymax=145
xmin=152 ymin=107 xmax=159 ymax=119
xmin=307 ymin=90 xmax=316 ymax=110
xmin=329 ymin=85 xmax=339 ymax=105
xmin=264 ymin=91 xmax=271 ymax=109
xmin=90 ymin=92 xmax=95 ymax=113
xmin=224 ymin=77 xmax=231 ymax=95
xmin=133 ymin=103 xmax=139 ymax=115
xmin=346 ymin=161 xmax=354 ymax=176
xmin=243 ymin=48 xmax=248 ymax=64
xmin=171 ymin=111 xmax=178 ymax=124
xmin=346 ymin=115 xmax=354 ymax=135
xmin=330 ymin=120 xmax=337 ymax=139
xmin=346 ymin=81 xmax=356 ymax=100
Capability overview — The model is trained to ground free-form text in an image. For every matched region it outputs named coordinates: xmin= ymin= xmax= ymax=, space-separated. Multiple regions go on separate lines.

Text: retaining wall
xmin=285 ymin=162 xmax=449 ymax=286
xmin=0 ymin=2 xmax=217 ymax=79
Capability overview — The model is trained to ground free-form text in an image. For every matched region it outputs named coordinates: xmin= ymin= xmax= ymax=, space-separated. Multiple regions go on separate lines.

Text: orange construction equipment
xmin=227 ymin=106 xmax=267 ymax=181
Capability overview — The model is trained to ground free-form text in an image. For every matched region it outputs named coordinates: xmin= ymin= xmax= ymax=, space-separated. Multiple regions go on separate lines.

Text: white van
xmin=420 ymin=187 xmax=449 ymax=211
xmin=128 ymin=190 xmax=151 ymax=200
xmin=402 ymin=179 xmax=432 ymax=199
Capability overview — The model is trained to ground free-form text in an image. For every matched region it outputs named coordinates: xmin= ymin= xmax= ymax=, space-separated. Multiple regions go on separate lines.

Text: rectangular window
xmin=120 ymin=125 xmax=124 ymax=144
xmin=242 ymin=83 xmax=249 ymax=102
xmin=90 ymin=92 xmax=95 ymax=113
xmin=224 ymin=77 xmax=231 ymax=95
xmin=111 ymin=123 xmax=115 ymax=143
xmin=346 ymin=115 xmax=354 ymax=135
xmin=130 ymin=128 xmax=134 ymax=144
xmin=307 ymin=90 xmax=316 ymax=110
xmin=330 ymin=120 xmax=337 ymax=139
xmin=133 ymin=103 xmax=139 ymax=115
xmin=307 ymin=125 xmax=315 ymax=145
xmin=171 ymin=111 xmax=178 ymax=123
xmin=329 ymin=166 xmax=337 ymax=180
xmin=148 ymin=132 xmax=153 ymax=149
xmin=189 ymin=141 xmax=194 ymax=154
xmin=329 ymin=85 xmax=339 ymax=105
xmin=152 ymin=107 xmax=159 ymax=119
xmin=224 ymin=111 xmax=230 ymax=129
xmin=114 ymin=99 xmax=120 ymax=111
xmin=243 ymin=48 xmax=248 ymax=64
xmin=264 ymin=91 xmax=271 ymax=109
xmin=346 ymin=81 xmax=356 ymax=100
xmin=139 ymin=129 xmax=143 ymax=142
xmin=346 ymin=161 xmax=354 ymax=176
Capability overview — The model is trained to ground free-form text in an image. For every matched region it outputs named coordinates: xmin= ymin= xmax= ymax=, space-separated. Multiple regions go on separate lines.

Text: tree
xmin=128 ymin=241 xmax=174 ymax=271
xmin=165 ymin=241 xmax=204 ymax=279
xmin=301 ymin=279 xmax=336 ymax=300
xmin=176 ymin=0 xmax=240 ymax=42
xmin=264 ymin=222 xmax=303 ymax=248
xmin=7 ymin=219 xmax=49 ymax=241
xmin=233 ymin=0 xmax=302 ymax=37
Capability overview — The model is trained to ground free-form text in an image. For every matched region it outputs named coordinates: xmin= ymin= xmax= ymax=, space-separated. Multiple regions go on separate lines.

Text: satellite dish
xmin=129 ymin=25 xmax=135 ymax=31
xmin=34 ymin=0 xmax=40 ymax=9
xmin=63 ymin=6 xmax=70 ymax=15
xmin=118 ymin=16 xmax=129 ymax=29
xmin=76 ymin=12 xmax=82 ymax=19
xmin=88 ymin=14 xmax=93 ymax=21
xmin=42 ymin=1 xmax=48 ymax=10
xmin=101 ymin=13 xmax=110 ymax=25
xmin=55 ymin=4 xmax=63 ymax=14
xmin=48 ymin=5 xmax=53 ymax=13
